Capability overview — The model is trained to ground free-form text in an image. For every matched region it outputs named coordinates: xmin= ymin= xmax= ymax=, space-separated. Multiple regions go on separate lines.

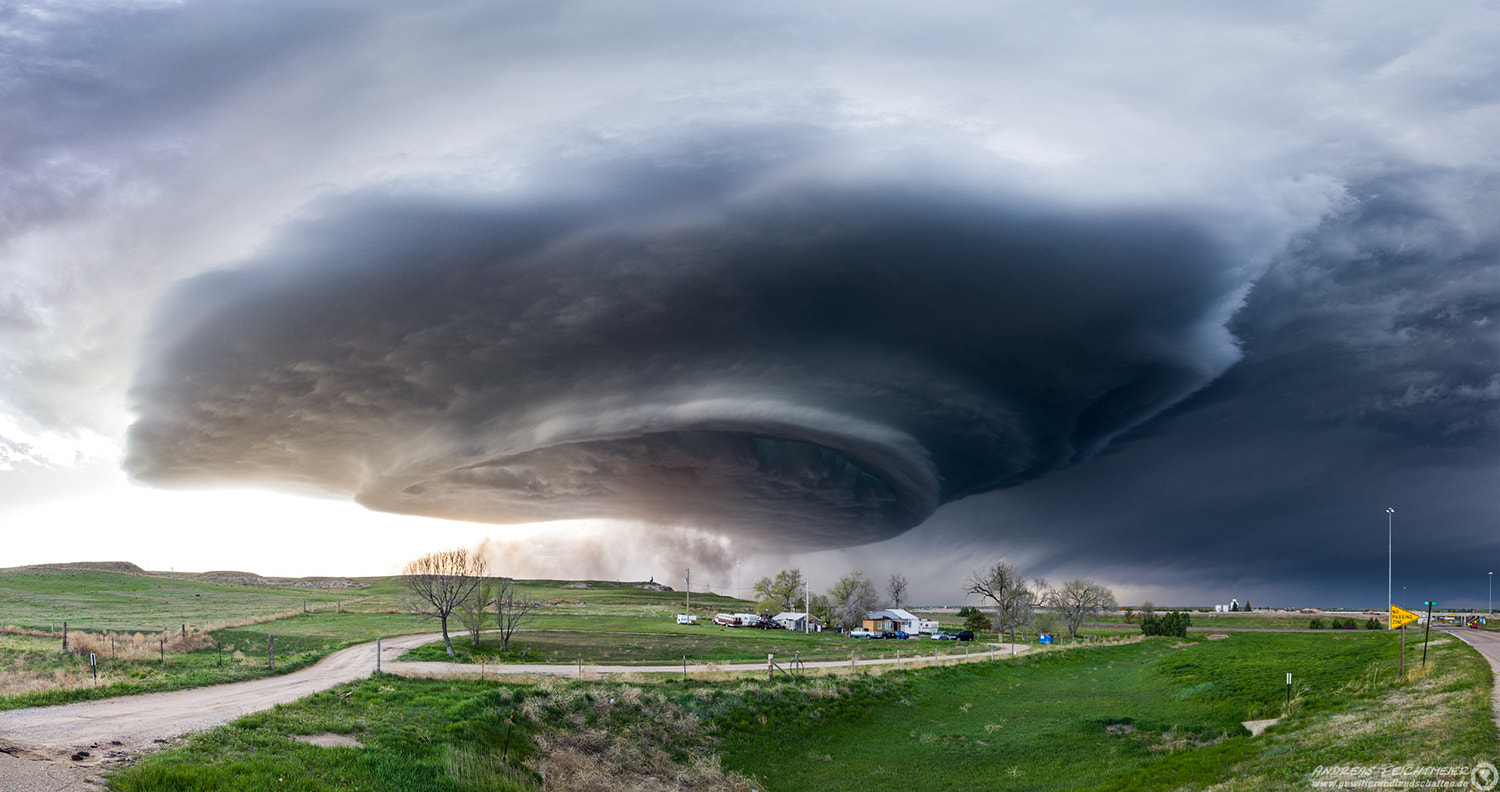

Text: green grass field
xmin=106 ymin=630 xmax=1497 ymax=792
xmin=720 ymin=631 xmax=1496 ymax=791
xmin=0 ymin=565 xmax=372 ymax=633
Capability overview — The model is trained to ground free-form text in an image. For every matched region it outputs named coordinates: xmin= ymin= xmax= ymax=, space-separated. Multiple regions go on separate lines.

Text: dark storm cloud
xmin=126 ymin=161 xmax=1248 ymax=549
xmin=912 ymin=164 xmax=1500 ymax=606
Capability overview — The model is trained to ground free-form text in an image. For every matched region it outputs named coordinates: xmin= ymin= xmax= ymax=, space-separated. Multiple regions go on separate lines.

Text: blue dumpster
xmin=1039 ymin=634 xmax=1054 ymax=645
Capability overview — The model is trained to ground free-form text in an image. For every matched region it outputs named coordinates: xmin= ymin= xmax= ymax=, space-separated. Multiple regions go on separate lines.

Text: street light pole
xmin=1386 ymin=508 xmax=1394 ymax=616
xmin=1489 ymin=572 xmax=1492 ymax=616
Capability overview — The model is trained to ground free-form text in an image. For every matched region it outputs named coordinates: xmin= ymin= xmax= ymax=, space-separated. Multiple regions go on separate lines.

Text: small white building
xmin=772 ymin=612 xmax=824 ymax=632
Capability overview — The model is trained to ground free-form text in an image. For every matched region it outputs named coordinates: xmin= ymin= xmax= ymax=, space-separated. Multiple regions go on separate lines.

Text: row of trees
xmin=963 ymin=561 xmax=1118 ymax=641
xmin=401 ymin=548 xmax=537 ymax=656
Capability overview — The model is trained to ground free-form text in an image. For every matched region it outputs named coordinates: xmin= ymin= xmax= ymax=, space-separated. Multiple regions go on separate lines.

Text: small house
xmin=861 ymin=610 xmax=903 ymax=633
xmin=884 ymin=608 xmax=939 ymax=635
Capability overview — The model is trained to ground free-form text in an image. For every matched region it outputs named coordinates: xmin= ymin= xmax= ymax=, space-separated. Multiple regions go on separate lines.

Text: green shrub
xmin=1140 ymin=610 xmax=1190 ymax=638
xmin=1309 ymin=618 xmax=1325 ymax=629
xmin=1364 ymin=617 xmax=1382 ymax=630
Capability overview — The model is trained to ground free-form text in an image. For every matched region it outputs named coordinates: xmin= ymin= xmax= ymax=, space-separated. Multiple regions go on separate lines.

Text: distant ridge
xmin=0 ymin=563 xmax=364 ymax=589
xmin=5 ymin=561 xmax=146 ymax=574
xmin=194 ymin=570 xmax=366 ymax=589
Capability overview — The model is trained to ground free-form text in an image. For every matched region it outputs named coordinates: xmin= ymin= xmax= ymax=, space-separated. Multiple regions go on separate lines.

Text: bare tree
xmin=886 ymin=573 xmax=909 ymax=609
xmin=1029 ymin=577 xmax=1055 ymax=638
xmin=966 ymin=561 xmax=1032 ymax=641
xmin=402 ymin=547 xmax=487 ymax=656
xmin=494 ymin=577 xmax=538 ymax=651
xmin=828 ymin=571 xmax=880 ymax=632
xmin=1048 ymin=578 xmax=1118 ymax=640
xmin=1139 ymin=600 xmax=1156 ymax=619
xmin=752 ymin=569 xmax=806 ymax=613
xmin=458 ymin=577 xmax=495 ymax=648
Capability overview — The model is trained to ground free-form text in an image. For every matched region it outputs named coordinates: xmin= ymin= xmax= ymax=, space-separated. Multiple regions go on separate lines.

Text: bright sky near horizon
xmin=3 ymin=1 xmax=1498 ymax=608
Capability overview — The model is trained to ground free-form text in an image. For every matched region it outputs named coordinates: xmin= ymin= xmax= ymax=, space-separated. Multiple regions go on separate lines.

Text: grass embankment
xmin=110 ymin=631 xmax=1496 ymax=792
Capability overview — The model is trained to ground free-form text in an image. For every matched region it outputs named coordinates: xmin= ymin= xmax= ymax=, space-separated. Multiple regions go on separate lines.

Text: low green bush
xmin=1141 ymin=610 xmax=1191 ymax=637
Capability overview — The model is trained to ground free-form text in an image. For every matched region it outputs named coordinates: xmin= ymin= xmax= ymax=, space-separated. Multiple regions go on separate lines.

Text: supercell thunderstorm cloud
xmin=3 ymin=0 xmax=1499 ymax=601
xmin=125 ymin=171 xmax=1246 ymax=549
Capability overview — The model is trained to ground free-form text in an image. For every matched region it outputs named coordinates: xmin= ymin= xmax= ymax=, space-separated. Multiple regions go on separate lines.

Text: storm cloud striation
xmin=126 ymin=172 xmax=1246 ymax=548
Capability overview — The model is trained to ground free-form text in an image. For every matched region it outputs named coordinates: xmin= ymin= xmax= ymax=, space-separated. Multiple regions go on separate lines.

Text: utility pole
xmin=1422 ymin=601 xmax=1436 ymax=668
xmin=684 ymin=568 xmax=690 ymax=613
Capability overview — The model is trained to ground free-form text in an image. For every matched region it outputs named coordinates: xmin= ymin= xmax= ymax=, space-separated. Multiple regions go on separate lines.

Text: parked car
xmin=879 ymin=630 xmax=905 ymax=639
xmin=931 ymin=631 xmax=957 ymax=640
xmin=848 ymin=628 xmax=876 ymax=638
xmin=953 ymin=630 xmax=975 ymax=642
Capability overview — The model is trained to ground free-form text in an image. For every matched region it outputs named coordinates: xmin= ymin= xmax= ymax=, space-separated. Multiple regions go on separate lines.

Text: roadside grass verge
xmin=108 ymin=675 xmax=542 ymax=792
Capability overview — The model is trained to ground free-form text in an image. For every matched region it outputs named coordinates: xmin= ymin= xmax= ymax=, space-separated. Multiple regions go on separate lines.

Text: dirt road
xmin=0 ymin=634 xmax=1027 ymax=791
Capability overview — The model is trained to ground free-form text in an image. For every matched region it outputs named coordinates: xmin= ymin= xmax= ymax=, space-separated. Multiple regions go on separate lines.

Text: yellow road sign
xmin=1390 ymin=604 xmax=1420 ymax=630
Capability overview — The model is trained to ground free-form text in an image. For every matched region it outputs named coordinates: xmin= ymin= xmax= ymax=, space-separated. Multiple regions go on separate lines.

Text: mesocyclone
xmin=126 ymin=175 xmax=1246 ymax=549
